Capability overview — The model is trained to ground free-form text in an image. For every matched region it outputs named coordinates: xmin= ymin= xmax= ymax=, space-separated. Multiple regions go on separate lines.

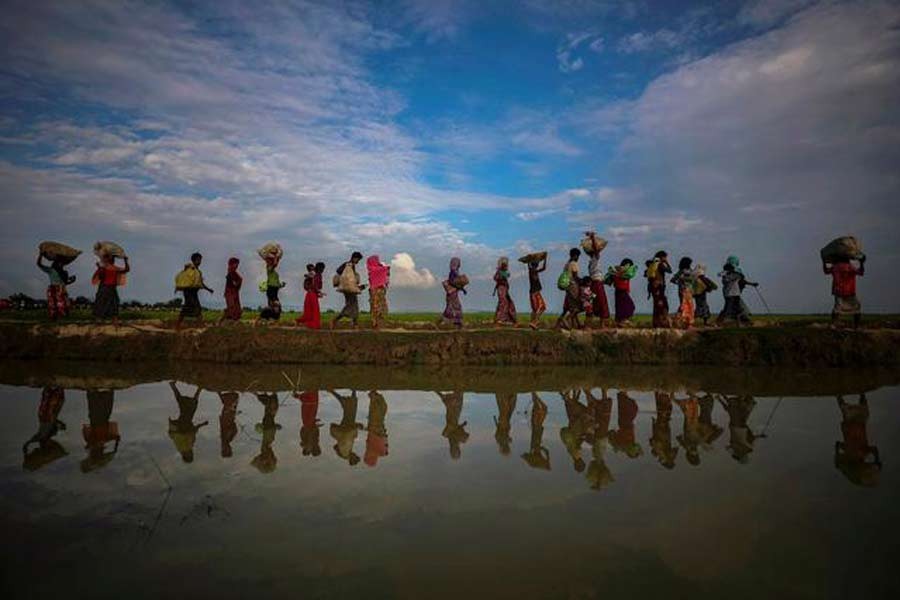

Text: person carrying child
xmin=331 ymin=251 xmax=366 ymax=329
xmin=716 ymin=255 xmax=757 ymax=326
xmin=584 ymin=231 xmax=610 ymax=328
xmin=645 ymin=251 xmax=672 ymax=328
xmin=671 ymin=256 xmax=696 ymax=329
xmin=606 ymin=258 xmax=637 ymax=326
xmin=297 ymin=262 xmax=325 ymax=329
xmin=527 ymin=255 xmax=547 ymax=329
xmin=824 ymin=253 xmax=865 ymax=329
xmin=555 ymin=247 xmax=582 ymax=330
xmin=492 ymin=256 xmax=517 ymax=326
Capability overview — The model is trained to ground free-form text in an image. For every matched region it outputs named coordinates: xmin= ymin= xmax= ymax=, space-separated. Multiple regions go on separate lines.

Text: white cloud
xmin=556 ymin=31 xmax=603 ymax=72
xmin=389 ymin=252 xmax=438 ymax=289
xmin=737 ymin=0 xmax=817 ymax=27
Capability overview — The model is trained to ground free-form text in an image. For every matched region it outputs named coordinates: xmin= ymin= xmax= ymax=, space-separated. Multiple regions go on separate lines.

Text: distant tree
xmin=72 ymin=296 xmax=93 ymax=307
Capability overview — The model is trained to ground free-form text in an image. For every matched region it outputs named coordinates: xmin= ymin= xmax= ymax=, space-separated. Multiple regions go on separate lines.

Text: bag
xmin=451 ymin=274 xmax=469 ymax=289
xmin=174 ymin=265 xmax=202 ymax=290
xmin=692 ymin=277 xmax=707 ymax=295
xmin=517 ymin=251 xmax=547 ymax=264
xmin=259 ymin=279 xmax=268 ymax=293
xmin=580 ymin=234 xmax=607 ymax=254
xmin=557 ymin=269 xmax=571 ymax=291
xmin=645 ymin=259 xmax=659 ymax=279
xmin=39 ymin=241 xmax=81 ymax=264
xmin=93 ymin=241 xmax=126 ymax=259
xmin=821 ymin=236 xmax=863 ymax=262
xmin=332 ymin=274 xmax=341 ymax=288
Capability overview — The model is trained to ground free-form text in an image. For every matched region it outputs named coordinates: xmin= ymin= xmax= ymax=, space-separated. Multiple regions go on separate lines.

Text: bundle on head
xmin=581 ymin=233 xmax=607 ymax=255
xmin=39 ymin=241 xmax=81 ymax=265
xmin=820 ymin=236 xmax=863 ymax=263
xmin=257 ymin=242 xmax=283 ymax=263
xmin=93 ymin=241 xmax=125 ymax=259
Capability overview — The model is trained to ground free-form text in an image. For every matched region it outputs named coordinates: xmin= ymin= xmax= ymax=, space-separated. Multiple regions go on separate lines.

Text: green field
xmin=2 ymin=308 xmax=898 ymax=329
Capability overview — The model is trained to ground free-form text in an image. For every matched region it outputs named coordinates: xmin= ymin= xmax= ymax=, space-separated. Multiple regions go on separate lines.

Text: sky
xmin=1 ymin=0 xmax=898 ymax=314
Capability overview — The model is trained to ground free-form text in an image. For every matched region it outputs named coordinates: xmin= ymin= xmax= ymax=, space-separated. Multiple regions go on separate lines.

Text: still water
xmin=1 ymin=362 xmax=898 ymax=599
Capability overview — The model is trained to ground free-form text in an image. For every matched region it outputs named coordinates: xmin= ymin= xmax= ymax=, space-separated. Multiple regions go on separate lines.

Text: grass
xmin=2 ymin=308 xmax=898 ymax=329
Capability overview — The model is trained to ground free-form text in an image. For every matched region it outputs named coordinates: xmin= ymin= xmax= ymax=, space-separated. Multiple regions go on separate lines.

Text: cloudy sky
xmin=1 ymin=0 xmax=898 ymax=313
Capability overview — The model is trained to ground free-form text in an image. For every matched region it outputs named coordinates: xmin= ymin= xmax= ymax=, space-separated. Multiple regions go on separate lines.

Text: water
xmin=1 ymin=361 xmax=898 ymax=599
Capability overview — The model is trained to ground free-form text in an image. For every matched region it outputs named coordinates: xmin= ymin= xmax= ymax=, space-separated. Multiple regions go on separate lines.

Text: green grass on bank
xmin=3 ymin=308 xmax=898 ymax=329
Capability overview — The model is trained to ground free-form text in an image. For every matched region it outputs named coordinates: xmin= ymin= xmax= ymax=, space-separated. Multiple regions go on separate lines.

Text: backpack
xmin=557 ymin=268 xmax=571 ymax=291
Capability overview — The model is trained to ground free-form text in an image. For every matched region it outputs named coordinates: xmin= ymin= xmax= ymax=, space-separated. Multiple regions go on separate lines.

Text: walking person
xmin=258 ymin=253 xmax=286 ymax=323
xmin=555 ymin=247 xmax=582 ymax=330
xmin=92 ymin=250 xmax=130 ymax=326
xmin=824 ymin=254 xmax=866 ymax=329
xmin=366 ymin=255 xmax=390 ymax=329
xmin=671 ymin=256 xmax=695 ymax=329
xmin=219 ymin=257 xmax=243 ymax=323
xmin=175 ymin=252 xmax=213 ymax=329
xmin=716 ymin=256 xmax=758 ymax=326
xmin=331 ymin=252 xmax=366 ymax=329
xmin=37 ymin=252 xmax=76 ymax=320
xmin=645 ymin=251 xmax=672 ymax=328
xmin=297 ymin=262 xmax=325 ymax=329
xmin=691 ymin=264 xmax=717 ymax=326
xmin=606 ymin=258 xmax=637 ymax=326
xmin=493 ymin=256 xmax=517 ymax=326
xmin=439 ymin=257 xmax=466 ymax=329
xmin=527 ymin=255 xmax=547 ymax=329
xmin=584 ymin=231 xmax=610 ymax=329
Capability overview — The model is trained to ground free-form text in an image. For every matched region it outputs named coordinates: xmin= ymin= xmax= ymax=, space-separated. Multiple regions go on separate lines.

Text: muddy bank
xmin=2 ymin=321 xmax=900 ymax=368
xmin=1 ymin=359 xmax=898 ymax=397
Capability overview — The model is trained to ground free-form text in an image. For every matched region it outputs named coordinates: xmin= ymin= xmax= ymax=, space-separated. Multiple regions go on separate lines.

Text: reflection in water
xmin=650 ymin=391 xmax=677 ymax=469
xmin=494 ymin=392 xmax=516 ymax=456
xmin=22 ymin=386 xmax=68 ymax=471
xmin=82 ymin=389 xmax=121 ymax=472
xmin=296 ymin=390 xmax=322 ymax=457
xmin=610 ymin=390 xmax=643 ymax=459
xmin=168 ymin=382 xmax=207 ymax=463
xmin=329 ymin=390 xmax=363 ymax=466
xmin=586 ymin=389 xmax=614 ymax=490
xmin=836 ymin=394 xmax=882 ymax=487
xmin=676 ymin=394 xmax=702 ymax=466
xmin=252 ymin=393 xmax=281 ymax=473
xmin=437 ymin=391 xmax=469 ymax=459
xmin=560 ymin=389 xmax=590 ymax=473
xmin=522 ymin=392 xmax=550 ymax=471
xmin=365 ymin=391 xmax=388 ymax=467
xmin=719 ymin=395 xmax=761 ymax=464
xmin=218 ymin=391 xmax=239 ymax=458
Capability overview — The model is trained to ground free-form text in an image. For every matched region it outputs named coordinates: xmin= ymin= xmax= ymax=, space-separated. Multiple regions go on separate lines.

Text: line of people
xmin=22 ymin=386 xmax=881 ymax=488
xmin=34 ymin=233 xmax=867 ymax=329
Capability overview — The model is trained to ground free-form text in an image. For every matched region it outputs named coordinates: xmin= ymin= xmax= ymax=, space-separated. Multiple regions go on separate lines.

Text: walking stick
xmin=753 ymin=285 xmax=773 ymax=316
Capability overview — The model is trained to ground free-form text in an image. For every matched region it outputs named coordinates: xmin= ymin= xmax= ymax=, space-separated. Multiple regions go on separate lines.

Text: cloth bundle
xmin=39 ymin=241 xmax=81 ymax=265
xmin=93 ymin=241 xmax=126 ymax=259
xmin=257 ymin=242 xmax=283 ymax=262
xmin=174 ymin=265 xmax=202 ymax=290
xmin=820 ymin=236 xmax=863 ymax=262
xmin=517 ymin=251 xmax=547 ymax=264
xmin=580 ymin=234 xmax=607 ymax=254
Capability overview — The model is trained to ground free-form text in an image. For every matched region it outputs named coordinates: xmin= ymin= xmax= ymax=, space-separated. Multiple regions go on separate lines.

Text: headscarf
xmin=496 ymin=256 xmax=509 ymax=279
xmin=726 ymin=255 xmax=742 ymax=274
xmin=449 ymin=257 xmax=461 ymax=280
xmin=228 ymin=257 xmax=240 ymax=272
xmin=366 ymin=255 xmax=390 ymax=289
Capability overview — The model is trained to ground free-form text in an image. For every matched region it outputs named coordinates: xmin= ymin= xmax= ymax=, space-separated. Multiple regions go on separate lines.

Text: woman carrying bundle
xmin=493 ymin=256 xmax=517 ymax=326
xmin=671 ymin=256 xmax=696 ymax=329
xmin=645 ymin=250 xmax=672 ymax=328
xmin=36 ymin=251 xmax=76 ymax=320
xmin=439 ymin=257 xmax=466 ymax=329
xmin=366 ymin=255 xmax=390 ymax=329
xmin=555 ymin=247 xmax=582 ymax=330
xmin=92 ymin=245 xmax=129 ymax=325
xmin=220 ymin=257 xmax=243 ymax=323
xmin=606 ymin=258 xmax=637 ymax=326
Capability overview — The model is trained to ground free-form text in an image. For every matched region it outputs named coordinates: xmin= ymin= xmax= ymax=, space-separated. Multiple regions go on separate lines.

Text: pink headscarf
xmin=367 ymin=255 xmax=390 ymax=289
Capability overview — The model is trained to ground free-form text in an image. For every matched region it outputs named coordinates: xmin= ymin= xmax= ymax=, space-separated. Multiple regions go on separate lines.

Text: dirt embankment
xmin=1 ymin=322 xmax=899 ymax=368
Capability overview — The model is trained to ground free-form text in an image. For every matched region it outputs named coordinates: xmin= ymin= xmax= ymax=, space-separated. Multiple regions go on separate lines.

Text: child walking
xmin=528 ymin=255 xmax=547 ymax=329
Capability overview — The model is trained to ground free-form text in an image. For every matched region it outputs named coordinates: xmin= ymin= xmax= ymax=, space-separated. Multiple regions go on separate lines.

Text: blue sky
xmin=1 ymin=0 xmax=898 ymax=313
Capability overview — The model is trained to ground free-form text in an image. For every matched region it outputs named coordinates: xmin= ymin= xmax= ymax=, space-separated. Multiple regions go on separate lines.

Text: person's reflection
xmin=586 ymin=388 xmax=614 ymax=490
xmin=436 ymin=391 xmax=469 ymax=460
xmin=675 ymin=393 xmax=703 ymax=466
xmin=251 ymin=392 xmax=281 ymax=473
xmin=82 ymin=389 xmax=121 ymax=472
xmin=329 ymin=390 xmax=363 ymax=466
xmin=218 ymin=391 xmax=239 ymax=458
xmin=719 ymin=395 xmax=761 ymax=464
xmin=494 ymin=392 xmax=517 ymax=457
xmin=295 ymin=389 xmax=322 ymax=457
xmin=650 ymin=391 xmax=678 ymax=469
xmin=560 ymin=389 xmax=590 ymax=473
xmin=610 ymin=390 xmax=643 ymax=459
xmin=22 ymin=386 xmax=68 ymax=471
xmin=698 ymin=393 xmax=724 ymax=447
xmin=168 ymin=382 xmax=208 ymax=464
xmin=521 ymin=392 xmax=550 ymax=470
xmin=835 ymin=394 xmax=881 ymax=487
xmin=364 ymin=390 xmax=389 ymax=467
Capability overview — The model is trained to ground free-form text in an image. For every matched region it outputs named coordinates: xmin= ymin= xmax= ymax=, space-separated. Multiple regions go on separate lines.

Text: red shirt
xmin=613 ymin=275 xmax=631 ymax=292
xmin=828 ymin=262 xmax=861 ymax=297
